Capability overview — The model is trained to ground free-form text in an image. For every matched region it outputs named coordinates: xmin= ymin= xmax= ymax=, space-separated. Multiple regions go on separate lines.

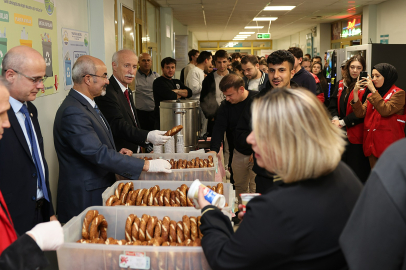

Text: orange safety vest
xmin=363 ymin=85 xmax=406 ymax=157
xmin=337 ymin=80 xmax=365 ymax=144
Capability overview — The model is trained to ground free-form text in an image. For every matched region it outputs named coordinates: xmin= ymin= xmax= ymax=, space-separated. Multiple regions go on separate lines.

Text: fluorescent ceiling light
xmin=124 ymin=27 xmax=132 ymax=32
xmin=253 ymin=17 xmax=278 ymax=21
xmin=264 ymin=6 xmax=295 ymax=11
xmin=233 ymin=38 xmax=245 ymax=40
xmin=239 ymin=32 xmax=255 ymax=34
xmin=236 ymin=35 xmax=250 ymax=37
xmin=245 ymin=26 xmax=264 ymax=29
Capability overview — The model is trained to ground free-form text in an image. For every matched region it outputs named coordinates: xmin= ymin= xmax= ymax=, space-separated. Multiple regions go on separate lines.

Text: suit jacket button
xmin=32 ymin=172 xmax=37 ymax=178
xmin=32 ymin=196 xmax=36 ymax=201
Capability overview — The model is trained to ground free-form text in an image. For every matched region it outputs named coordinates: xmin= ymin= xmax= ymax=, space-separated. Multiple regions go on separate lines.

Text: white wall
xmin=272 ymin=29 xmax=309 ymax=51
xmin=31 ymin=0 xmax=89 ymax=211
xmin=376 ymin=0 xmax=406 ymax=44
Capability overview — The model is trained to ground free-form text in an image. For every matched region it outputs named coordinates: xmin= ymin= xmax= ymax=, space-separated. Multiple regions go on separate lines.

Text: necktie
xmin=19 ymin=104 xmax=49 ymax=202
xmin=94 ymin=104 xmax=109 ymax=130
xmin=124 ymin=89 xmax=137 ymax=126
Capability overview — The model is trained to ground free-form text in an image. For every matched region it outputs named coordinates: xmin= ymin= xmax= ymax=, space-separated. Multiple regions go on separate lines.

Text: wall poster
xmin=61 ymin=28 xmax=89 ymax=90
xmin=0 ymin=0 xmax=60 ymax=96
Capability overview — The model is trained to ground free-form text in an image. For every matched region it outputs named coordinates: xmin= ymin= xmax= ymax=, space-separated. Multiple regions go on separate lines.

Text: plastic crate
xmin=57 ymin=206 xmax=212 ymax=270
xmin=102 ymin=180 xmax=234 ymax=219
xmin=133 ymin=153 xmax=216 ymax=181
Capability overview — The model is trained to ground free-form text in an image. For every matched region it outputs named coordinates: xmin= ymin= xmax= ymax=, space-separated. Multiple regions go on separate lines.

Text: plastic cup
xmin=188 ymin=179 xmax=225 ymax=209
xmin=240 ymin=193 xmax=261 ymax=213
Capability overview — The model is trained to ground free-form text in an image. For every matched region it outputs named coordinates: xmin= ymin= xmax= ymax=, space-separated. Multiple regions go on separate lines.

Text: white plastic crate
xmin=133 ymin=153 xmax=216 ymax=181
xmin=57 ymin=206 xmax=212 ymax=270
xmin=101 ymin=180 xmax=234 ymax=219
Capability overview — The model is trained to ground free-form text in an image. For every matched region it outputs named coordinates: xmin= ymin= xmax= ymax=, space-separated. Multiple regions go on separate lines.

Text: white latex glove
xmin=147 ymin=130 xmax=171 ymax=145
xmin=148 ymin=159 xmax=172 ymax=173
xmin=339 ymin=119 xmax=346 ymax=127
xmin=26 ymin=221 xmax=64 ymax=251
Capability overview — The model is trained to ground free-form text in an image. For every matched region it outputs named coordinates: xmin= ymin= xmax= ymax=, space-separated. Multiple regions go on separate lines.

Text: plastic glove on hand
xmin=26 ymin=221 xmax=64 ymax=251
xmin=147 ymin=130 xmax=171 ymax=145
xmin=148 ymin=159 xmax=172 ymax=173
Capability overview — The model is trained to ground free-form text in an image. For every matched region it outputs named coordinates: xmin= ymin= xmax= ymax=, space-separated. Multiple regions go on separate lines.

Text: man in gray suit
xmin=54 ymin=55 xmax=171 ymax=223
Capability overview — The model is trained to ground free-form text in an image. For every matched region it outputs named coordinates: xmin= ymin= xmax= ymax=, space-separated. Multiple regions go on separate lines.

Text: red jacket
xmin=363 ymin=85 xmax=406 ymax=157
xmin=310 ymin=73 xmax=325 ymax=103
xmin=337 ymin=80 xmax=365 ymax=144
xmin=0 ymin=191 xmax=17 ymax=254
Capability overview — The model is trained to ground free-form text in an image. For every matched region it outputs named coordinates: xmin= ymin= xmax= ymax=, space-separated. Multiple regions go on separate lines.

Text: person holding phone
xmin=198 ymin=88 xmax=362 ymax=270
xmin=328 ymin=55 xmax=370 ymax=183
xmin=350 ymin=63 xmax=405 ymax=168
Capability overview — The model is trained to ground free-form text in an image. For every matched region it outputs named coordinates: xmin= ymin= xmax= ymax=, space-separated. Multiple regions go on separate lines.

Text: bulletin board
xmin=0 ymin=0 xmax=60 ymax=96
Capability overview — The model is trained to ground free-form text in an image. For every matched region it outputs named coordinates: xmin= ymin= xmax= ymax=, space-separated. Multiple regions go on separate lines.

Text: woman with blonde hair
xmin=198 ymin=88 xmax=362 ymax=270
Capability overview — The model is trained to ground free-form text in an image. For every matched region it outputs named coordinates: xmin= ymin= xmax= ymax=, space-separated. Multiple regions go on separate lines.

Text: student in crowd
xmin=258 ymin=59 xmax=268 ymax=73
xmin=231 ymin=52 xmax=242 ymax=62
xmin=304 ymin=53 xmax=312 ymax=60
xmin=236 ymin=50 xmax=298 ymax=196
xmin=241 ymin=55 xmax=269 ymax=92
xmin=312 ymin=61 xmax=329 ymax=106
xmin=153 ymin=57 xmax=193 ymax=129
xmin=287 ymin=47 xmax=317 ymax=95
xmin=180 ymin=49 xmax=199 ymax=84
xmin=200 ymin=87 xmax=362 ymax=270
xmin=312 ymin=56 xmax=322 ymax=65
xmin=209 ymin=74 xmax=257 ymax=208
xmin=301 ymin=57 xmax=311 ymax=72
xmin=186 ymin=51 xmax=213 ymax=135
xmin=328 ymin=54 xmax=370 ymax=183
xmin=231 ymin=61 xmax=244 ymax=78
xmin=351 ymin=63 xmax=405 ymax=168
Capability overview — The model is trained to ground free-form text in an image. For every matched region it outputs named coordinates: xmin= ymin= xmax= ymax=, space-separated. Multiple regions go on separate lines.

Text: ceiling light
xmin=239 ymin=32 xmax=255 ymax=34
xmin=124 ymin=27 xmax=132 ymax=32
xmin=245 ymin=26 xmax=264 ymax=29
xmin=233 ymin=38 xmax=245 ymax=40
xmin=236 ymin=35 xmax=250 ymax=37
xmin=264 ymin=6 xmax=295 ymax=11
xmin=253 ymin=17 xmax=278 ymax=21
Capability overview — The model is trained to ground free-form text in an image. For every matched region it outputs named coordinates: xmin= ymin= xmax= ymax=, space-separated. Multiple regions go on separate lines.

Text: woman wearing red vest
xmin=328 ymin=55 xmax=371 ymax=183
xmin=351 ymin=63 xmax=405 ymax=168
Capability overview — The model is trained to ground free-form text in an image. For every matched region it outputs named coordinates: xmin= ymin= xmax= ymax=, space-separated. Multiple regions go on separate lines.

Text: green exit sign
xmin=256 ymin=33 xmax=271 ymax=39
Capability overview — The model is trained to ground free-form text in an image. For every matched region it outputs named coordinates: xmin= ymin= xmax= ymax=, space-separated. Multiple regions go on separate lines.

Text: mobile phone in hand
xmin=360 ymin=71 xmax=368 ymax=79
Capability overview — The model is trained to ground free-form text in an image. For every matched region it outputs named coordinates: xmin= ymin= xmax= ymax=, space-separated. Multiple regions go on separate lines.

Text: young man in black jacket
xmin=288 ymin=47 xmax=317 ymax=95
xmin=236 ymin=50 xmax=297 ymax=195
xmin=209 ymin=74 xmax=258 ymax=205
xmin=153 ymin=57 xmax=192 ymax=129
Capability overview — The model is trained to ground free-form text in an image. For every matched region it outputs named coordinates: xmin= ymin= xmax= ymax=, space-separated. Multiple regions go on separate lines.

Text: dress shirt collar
xmin=9 ymin=96 xmax=26 ymax=114
xmin=73 ymin=89 xmax=96 ymax=108
xmin=113 ymin=75 xmax=128 ymax=93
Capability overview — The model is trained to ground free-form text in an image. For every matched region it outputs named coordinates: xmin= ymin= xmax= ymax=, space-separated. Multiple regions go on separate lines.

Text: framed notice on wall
xmin=175 ymin=35 xmax=188 ymax=69
xmin=61 ymin=28 xmax=89 ymax=90
xmin=0 ymin=0 xmax=60 ymax=96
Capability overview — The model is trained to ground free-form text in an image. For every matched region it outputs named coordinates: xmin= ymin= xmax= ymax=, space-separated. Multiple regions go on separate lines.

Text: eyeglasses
xmin=83 ymin=74 xmax=108 ymax=79
xmin=9 ymin=69 xmax=48 ymax=84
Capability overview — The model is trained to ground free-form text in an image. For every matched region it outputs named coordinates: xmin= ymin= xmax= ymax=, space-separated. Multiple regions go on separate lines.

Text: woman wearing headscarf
xmin=351 ymin=63 xmax=406 ymax=168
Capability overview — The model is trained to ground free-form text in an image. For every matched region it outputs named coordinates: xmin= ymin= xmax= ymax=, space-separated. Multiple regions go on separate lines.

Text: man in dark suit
xmin=54 ymin=55 xmax=171 ymax=223
xmin=95 ymin=49 xmax=169 ymax=154
xmin=0 ymin=46 xmax=56 ymax=235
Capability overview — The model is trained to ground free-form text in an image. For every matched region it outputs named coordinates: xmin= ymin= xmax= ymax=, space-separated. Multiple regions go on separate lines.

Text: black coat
xmin=340 ymin=138 xmax=406 ymax=270
xmin=95 ymin=76 xmax=149 ymax=153
xmin=201 ymin=161 xmax=362 ymax=270
xmin=0 ymin=101 xmax=54 ymax=235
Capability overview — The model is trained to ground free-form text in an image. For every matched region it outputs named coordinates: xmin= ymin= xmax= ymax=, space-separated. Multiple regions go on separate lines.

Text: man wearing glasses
xmin=0 ymin=46 xmax=56 ymax=235
xmin=53 ymin=55 xmax=171 ymax=223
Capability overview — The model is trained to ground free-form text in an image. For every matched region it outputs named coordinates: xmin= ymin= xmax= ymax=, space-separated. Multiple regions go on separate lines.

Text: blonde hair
xmin=251 ymin=88 xmax=346 ymax=183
